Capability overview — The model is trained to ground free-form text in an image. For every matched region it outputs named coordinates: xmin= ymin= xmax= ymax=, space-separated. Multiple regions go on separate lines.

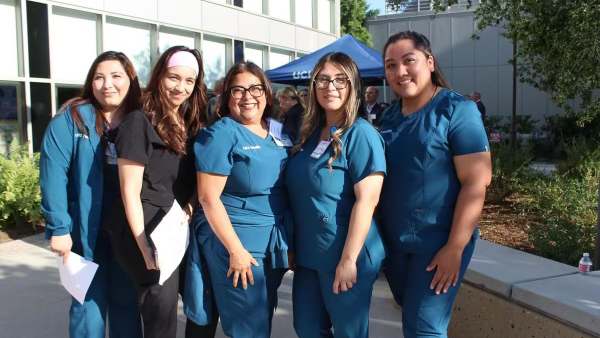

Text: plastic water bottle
xmin=579 ymin=253 xmax=593 ymax=275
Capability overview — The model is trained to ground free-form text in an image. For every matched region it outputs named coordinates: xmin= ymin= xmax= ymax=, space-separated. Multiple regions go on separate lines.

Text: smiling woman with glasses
xmin=185 ymin=61 xmax=292 ymax=338
xmin=284 ymin=52 xmax=386 ymax=337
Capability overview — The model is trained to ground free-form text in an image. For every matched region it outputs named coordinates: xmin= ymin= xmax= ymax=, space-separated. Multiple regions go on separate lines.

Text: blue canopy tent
xmin=265 ymin=34 xmax=386 ymax=88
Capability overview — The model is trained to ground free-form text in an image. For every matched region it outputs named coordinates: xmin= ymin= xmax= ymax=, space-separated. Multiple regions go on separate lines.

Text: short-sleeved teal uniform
xmin=285 ymin=118 xmax=386 ymax=338
xmin=189 ymin=116 xmax=290 ymax=338
xmin=378 ymin=88 xmax=489 ymax=338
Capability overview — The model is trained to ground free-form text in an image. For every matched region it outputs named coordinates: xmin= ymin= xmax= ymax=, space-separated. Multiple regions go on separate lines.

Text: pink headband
xmin=167 ymin=51 xmax=199 ymax=77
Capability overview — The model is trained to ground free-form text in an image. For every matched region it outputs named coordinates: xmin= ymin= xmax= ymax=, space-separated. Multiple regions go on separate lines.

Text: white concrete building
xmin=366 ymin=4 xmax=567 ymax=125
xmin=0 ymin=0 xmax=340 ymax=153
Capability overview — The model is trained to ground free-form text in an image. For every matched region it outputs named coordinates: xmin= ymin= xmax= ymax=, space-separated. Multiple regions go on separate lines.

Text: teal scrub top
xmin=285 ymin=118 xmax=386 ymax=271
xmin=377 ymin=88 xmax=489 ymax=253
xmin=193 ymin=117 xmax=291 ymax=259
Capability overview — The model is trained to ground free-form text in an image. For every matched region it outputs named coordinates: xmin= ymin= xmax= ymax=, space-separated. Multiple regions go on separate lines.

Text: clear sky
xmin=366 ymin=0 xmax=386 ymax=15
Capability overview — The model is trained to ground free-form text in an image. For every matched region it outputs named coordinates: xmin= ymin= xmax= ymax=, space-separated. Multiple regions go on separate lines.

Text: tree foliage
xmin=385 ymin=0 xmax=600 ymax=122
xmin=341 ymin=0 xmax=380 ymax=46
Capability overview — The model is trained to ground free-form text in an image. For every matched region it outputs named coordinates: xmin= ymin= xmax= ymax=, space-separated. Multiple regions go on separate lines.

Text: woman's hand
xmin=140 ymin=245 xmax=158 ymax=270
xmin=426 ymin=245 xmax=464 ymax=295
xmin=183 ymin=204 xmax=193 ymax=223
xmin=50 ymin=234 xmax=72 ymax=264
xmin=333 ymin=257 xmax=357 ymax=294
xmin=228 ymin=248 xmax=259 ymax=289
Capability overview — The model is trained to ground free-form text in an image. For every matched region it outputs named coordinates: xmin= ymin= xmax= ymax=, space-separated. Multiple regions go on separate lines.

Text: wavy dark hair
xmin=215 ymin=61 xmax=273 ymax=120
xmin=383 ymin=30 xmax=450 ymax=89
xmin=142 ymin=46 xmax=207 ymax=155
xmin=59 ymin=51 xmax=142 ymax=136
xmin=291 ymin=52 xmax=367 ymax=170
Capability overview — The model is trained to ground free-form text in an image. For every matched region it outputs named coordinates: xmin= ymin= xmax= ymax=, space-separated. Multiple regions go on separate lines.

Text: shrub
xmin=0 ymin=140 xmax=42 ymax=229
xmin=487 ymin=142 xmax=535 ymax=201
xmin=555 ymin=136 xmax=600 ymax=180
xmin=526 ymin=173 xmax=597 ymax=265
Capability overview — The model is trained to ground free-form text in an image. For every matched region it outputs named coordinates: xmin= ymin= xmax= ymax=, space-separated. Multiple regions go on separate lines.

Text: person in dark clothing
xmin=470 ymin=91 xmax=486 ymax=120
xmin=277 ymin=86 xmax=305 ymax=142
xmin=365 ymin=86 xmax=383 ymax=125
xmin=205 ymin=78 xmax=224 ymax=123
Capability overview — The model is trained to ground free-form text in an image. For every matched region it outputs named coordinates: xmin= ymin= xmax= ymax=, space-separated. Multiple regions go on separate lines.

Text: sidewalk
xmin=0 ymin=234 xmax=402 ymax=338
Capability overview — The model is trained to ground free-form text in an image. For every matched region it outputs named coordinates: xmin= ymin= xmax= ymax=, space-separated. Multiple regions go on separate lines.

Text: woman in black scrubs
xmin=110 ymin=45 xmax=209 ymax=338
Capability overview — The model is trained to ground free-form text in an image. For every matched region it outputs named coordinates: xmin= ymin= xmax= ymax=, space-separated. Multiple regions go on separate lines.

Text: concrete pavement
xmin=0 ymin=234 xmax=403 ymax=338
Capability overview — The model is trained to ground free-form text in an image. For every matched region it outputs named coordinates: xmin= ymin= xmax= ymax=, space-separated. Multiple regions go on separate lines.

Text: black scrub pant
xmin=111 ymin=204 xmax=179 ymax=338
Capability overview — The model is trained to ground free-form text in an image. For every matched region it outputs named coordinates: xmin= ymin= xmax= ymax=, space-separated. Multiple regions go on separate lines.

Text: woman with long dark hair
xmin=40 ymin=51 xmax=143 ymax=338
xmin=110 ymin=45 xmax=208 ymax=338
xmin=285 ymin=52 xmax=386 ymax=337
xmin=378 ymin=31 xmax=492 ymax=338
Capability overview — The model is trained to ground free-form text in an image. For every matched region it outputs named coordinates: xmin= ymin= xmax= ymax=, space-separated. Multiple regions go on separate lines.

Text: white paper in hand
xmin=56 ymin=252 xmax=99 ymax=305
xmin=150 ymin=200 xmax=190 ymax=285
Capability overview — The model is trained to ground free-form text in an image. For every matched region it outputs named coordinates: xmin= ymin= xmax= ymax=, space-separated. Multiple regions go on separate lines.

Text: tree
xmin=341 ymin=0 xmax=380 ymax=46
xmin=385 ymin=0 xmax=600 ymax=122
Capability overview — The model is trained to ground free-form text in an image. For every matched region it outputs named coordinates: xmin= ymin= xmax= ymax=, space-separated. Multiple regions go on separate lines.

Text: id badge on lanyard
xmin=268 ymin=118 xmax=294 ymax=147
xmin=309 ymin=126 xmax=337 ymax=159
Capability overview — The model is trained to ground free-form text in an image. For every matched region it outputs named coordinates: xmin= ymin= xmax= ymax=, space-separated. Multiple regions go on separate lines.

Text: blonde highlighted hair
xmin=291 ymin=52 xmax=367 ymax=169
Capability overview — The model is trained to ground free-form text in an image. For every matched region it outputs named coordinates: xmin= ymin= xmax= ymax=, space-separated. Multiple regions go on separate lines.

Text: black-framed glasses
xmin=314 ymin=77 xmax=350 ymax=90
xmin=230 ymin=85 xmax=265 ymax=99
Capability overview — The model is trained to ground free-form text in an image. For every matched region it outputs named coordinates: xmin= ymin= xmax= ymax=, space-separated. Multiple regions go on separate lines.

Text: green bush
xmin=526 ymin=173 xmax=597 ymax=265
xmin=487 ymin=142 xmax=535 ymax=201
xmin=0 ymin=140 xmax=42 ymax=229
xmin=555 ymin=136 xmax=600 ymax=180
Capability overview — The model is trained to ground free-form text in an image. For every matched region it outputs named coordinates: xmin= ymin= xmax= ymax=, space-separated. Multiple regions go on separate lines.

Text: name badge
xmin=310 ymin=140 xmax=331 ymax=159
xmin=105 ymin=142 xmax=117 ymax=165
xmin=369 ymin=113 xmax=376 ymax=121
xmin=268 ymin=118 xmax=293 ymax=147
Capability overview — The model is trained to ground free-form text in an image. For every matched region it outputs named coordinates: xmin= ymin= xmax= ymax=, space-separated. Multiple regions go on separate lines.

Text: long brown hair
xmin=291 ymin=52 xmax=367 ymax=170
xmin=142 ymin=46 xmax=207 ymax=155
xmin=59 ymin=51 xmax=142 ymax=136
xmin=383 ymin=31 xmax=450 ymax=89
xmin=216 ymin=61 xmax=274 ymax=120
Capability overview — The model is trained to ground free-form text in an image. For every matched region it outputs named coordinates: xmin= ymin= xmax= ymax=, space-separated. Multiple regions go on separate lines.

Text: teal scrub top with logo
xmin=193 ymin=117 xmax=291 ymax=259
xmin=377 ymin=88 xmax=489 ymax=253
xmin=285 ymin=118 xmax=386 ymax=271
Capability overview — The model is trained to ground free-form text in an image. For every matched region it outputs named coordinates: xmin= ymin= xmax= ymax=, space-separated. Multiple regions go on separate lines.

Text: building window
xmin=55 ymin=85 xmax=82 ymax=110
xmin=0 ymin=82 xmax=24 ymax=155
xmin=203 ymin=35 xmax=230 ymax=89
xmin=159 ymin=27 xmax=197 ymax=56
xmin=245 ymin=43 xmax=266 ymax=69
xmin=318 ymin=0 xmax=332 ymax=33
xmin=294 ymin=0 xmax=312 ymax=27
xmin=51 ymin=7 xmax=99 ymax=82
xmin=0 ymin=0 xmax=20 ymax=77
xmin=27 ymin=1 xmax=51 ymax=78
xmin=243 ymin=0 xmax=263 ymax=14
xmin=269 ymin=48 xmax=292 ymax=69
xmin=270 ymin=0 xmax=290 ymax=21
xmin=30 ymin=82 xmax=52 ymax=152
xmin=105 ymin=17 xmax=152 ymax=85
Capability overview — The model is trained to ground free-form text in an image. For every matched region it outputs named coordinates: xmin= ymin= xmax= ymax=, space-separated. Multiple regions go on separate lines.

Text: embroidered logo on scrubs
xmin=485 ymin=146 xmax=490 ymax=152
xmin=242 ymin=145 xmax=261 ymax=150
xmin=74 ymin=133 xmax=89 ymax=139
xmin=380 ymin=130 xmax=392 ymax=134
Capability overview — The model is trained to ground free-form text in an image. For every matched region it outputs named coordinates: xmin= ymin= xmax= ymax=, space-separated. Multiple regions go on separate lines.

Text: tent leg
xmin=383 ymin=80 xmax=387 ymax=103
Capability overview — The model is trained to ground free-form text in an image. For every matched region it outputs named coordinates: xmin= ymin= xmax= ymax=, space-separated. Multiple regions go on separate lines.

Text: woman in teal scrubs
xmin=40 ymin=51 xmax=142 ymax=338
xmin=377 ymin=31 xmax=492 ymax=338
xmin=189 ymin=61 xmax=290 ymax=338
xmin=285 ymin=52 xmax=386 ymax=338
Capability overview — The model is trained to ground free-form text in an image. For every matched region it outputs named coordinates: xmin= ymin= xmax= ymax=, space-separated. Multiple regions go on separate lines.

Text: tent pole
xmin=383 ymin=79 xmax=387 ymax=103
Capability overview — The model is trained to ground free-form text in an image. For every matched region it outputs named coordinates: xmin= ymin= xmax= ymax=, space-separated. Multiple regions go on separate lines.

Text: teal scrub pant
xmin=201 ymin=234 xmax=284 ymax=338
xmin=69 ymin=231 xmax=142 ymax=338
xmin=384 ymin=236 xmax=476 ymax=338
xmin=292 ymin=259 xmax=381 ymax=338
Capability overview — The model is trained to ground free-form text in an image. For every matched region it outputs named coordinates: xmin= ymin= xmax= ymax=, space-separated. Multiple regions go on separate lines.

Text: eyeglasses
xmin=230 ymin=85 xmax=265 ymax=99
xmin=314 ymin=77 xmax=349 ymax=90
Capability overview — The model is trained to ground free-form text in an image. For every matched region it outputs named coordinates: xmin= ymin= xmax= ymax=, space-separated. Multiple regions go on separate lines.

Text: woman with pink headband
xmin=109 ymin=46 xmax=209 ymax=338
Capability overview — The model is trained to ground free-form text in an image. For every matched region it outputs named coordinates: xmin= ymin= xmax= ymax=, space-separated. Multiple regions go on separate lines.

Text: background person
xmin=378 ymin=31 xmax=491 ymax=338
xmin=285 ymin=52 xmax=386 ymax=338
xmin=277 ymin=86 xmax=305 ymax=142
xmin=364 ymin=86 xmax=383 ymax=125
xmin=189 ymin=61 xmax=291 ymax=338
xmin=40 ymin=51 xmax=143 ymax=338
xmin=110 ymin=46 xmax=207 ymax=338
